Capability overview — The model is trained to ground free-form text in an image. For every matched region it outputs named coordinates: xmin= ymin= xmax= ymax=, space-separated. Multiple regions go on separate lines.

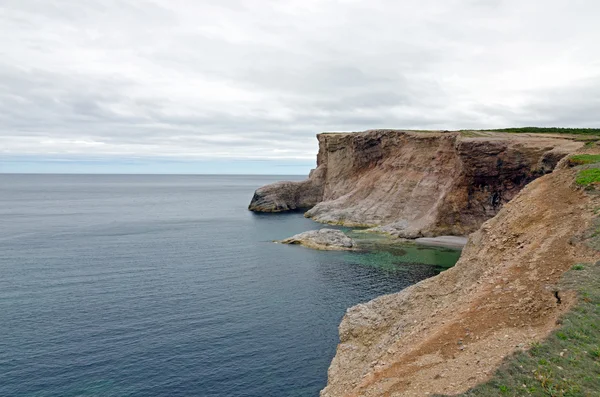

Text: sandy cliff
xmin=249 ymin=130 xmax=582 ymax=237
xmin=320 ymin=158 xmax=600 ymax=396
xmin=249 ymin=129 xmax=598 ymax=396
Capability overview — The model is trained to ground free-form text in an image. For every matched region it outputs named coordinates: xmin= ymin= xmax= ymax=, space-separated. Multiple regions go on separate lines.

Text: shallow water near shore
xmin=0 ymin=174 xmax=460 ymax=397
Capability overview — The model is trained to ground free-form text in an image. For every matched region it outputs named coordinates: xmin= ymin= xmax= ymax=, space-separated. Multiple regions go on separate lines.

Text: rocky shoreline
xmin=248 ymin=129 xmax=599 ymax=396
xmin=319 ymin=161 xmax=600 ymax=397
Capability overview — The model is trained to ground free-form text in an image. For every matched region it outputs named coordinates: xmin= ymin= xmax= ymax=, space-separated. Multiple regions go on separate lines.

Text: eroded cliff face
xmin=247 ymin=167 xmax=326 ymax=212
xmin=320 ymin=162 xmax=600 ymax=397
xmin=248 ymin=130 xmax=582 ymax=237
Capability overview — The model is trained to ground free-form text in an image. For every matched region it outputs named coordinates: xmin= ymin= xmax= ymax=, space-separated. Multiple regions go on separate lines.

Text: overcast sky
xmin=1 ymin=0 xmax=599 ymax=174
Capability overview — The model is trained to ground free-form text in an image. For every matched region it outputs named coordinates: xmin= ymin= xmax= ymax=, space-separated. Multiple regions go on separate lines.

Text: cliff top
xmin=318 ymin=128 xmax=600 ymax=141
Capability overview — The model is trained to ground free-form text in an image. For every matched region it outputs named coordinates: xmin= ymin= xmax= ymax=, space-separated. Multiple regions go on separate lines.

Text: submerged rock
xmin=280 ymin=229 xmax=356 ymax=251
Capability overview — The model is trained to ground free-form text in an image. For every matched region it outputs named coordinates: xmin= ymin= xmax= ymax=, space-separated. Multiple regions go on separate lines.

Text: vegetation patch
xmin=484 ymin=127 xmax=600 ymax=136
xmin=569 ymin=155 xmax=600 ymax=166
xmin=576 ymin=169 xmax=600 ymax=187
xmin=450 ymin=260 xmax=600 ymax=397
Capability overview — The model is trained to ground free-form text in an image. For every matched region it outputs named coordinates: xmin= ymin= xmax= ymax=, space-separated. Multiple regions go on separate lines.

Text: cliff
xmin=320 ymin=157 xmax=600 ymax=396
xmin=249 ymin=130 xmax=582 ymax=238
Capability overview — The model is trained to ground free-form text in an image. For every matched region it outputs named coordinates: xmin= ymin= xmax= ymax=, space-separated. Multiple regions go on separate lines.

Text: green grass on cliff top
xmin=322 ymin=127 xmax=600 ymax=137
xmin=567 ymin=154 xmax=600 ymax=188
xmin=569 ymin=154 xmax=600 ymax=166
xmin=479 ymin=127 xmax=600 ymax=136
xmin=576 ymin=169 xmax=600 ymax=188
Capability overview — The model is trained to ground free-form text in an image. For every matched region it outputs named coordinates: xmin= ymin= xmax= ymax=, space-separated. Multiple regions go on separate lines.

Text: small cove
xmin=0 ymin=174 xmax=461 ymax=397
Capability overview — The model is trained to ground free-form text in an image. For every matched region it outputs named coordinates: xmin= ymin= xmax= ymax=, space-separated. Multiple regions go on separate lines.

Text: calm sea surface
xmin=0 ymin=174 xmax=460 ymax=397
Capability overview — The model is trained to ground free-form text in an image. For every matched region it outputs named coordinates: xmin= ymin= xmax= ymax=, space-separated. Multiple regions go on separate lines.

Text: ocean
xmin=0 ymin=174 xmax=460 ymax=397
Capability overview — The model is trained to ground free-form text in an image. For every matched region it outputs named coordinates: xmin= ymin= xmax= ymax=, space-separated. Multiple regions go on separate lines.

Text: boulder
xmin=280 ymin=229 xmax=356 ymax=251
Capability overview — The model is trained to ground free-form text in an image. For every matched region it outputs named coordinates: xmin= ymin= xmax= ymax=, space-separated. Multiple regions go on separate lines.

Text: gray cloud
xmin=1 ymin=0 xmax=599 ymax=161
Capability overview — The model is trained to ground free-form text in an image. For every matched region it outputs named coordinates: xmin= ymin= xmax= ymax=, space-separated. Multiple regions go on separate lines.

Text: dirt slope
xmin=320 ymin=163 xmax=600 ymax=396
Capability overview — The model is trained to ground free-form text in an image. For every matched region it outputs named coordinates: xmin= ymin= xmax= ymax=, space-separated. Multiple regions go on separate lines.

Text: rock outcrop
xmin=249 ymin=130 xmax=582 ymax=237
xmin=248 ymin=168 xmax=326 ymax=212
xmin=280 ymin=229 xmax=356 ymax=251
xmin=320 ymin=162 xmax=600 ymax=396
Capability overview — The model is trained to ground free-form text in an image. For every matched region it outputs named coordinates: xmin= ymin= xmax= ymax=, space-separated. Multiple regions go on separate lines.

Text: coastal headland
xmin=249 ymin=129 xmax=600 ymax=396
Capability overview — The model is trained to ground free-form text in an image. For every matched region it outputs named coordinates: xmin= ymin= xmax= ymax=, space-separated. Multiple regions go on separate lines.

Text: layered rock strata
xmin=320 ymin=162 xmax=600 ymax=396
xmin=249 ymin=130 xmax=582 ymax=237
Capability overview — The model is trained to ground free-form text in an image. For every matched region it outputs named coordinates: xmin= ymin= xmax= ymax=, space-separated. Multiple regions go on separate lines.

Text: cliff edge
xmin=319 ymin=154 xmax=600 ymax=396
xmin=249 ymin=130 xmax=582 ymax=238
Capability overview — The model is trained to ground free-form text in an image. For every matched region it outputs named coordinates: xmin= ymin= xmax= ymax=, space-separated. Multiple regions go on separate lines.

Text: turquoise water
xmin=0 ymin=174 xmax=460 ymax=397
xmin=345 ymin=230 xmax=462 ymax=270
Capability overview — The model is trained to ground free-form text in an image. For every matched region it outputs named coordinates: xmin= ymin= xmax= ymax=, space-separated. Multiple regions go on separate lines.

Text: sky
xmin=1 ymin=0 xmax=599 ymax=174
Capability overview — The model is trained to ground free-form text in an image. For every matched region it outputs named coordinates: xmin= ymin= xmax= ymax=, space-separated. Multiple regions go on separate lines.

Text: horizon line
xmin=0 ymin=172 xmax=308 ymax=176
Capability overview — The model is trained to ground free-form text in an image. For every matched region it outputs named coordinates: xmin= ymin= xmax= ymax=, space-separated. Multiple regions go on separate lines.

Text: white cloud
xmin=0 ymin=0 xmax=599 ymax=162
